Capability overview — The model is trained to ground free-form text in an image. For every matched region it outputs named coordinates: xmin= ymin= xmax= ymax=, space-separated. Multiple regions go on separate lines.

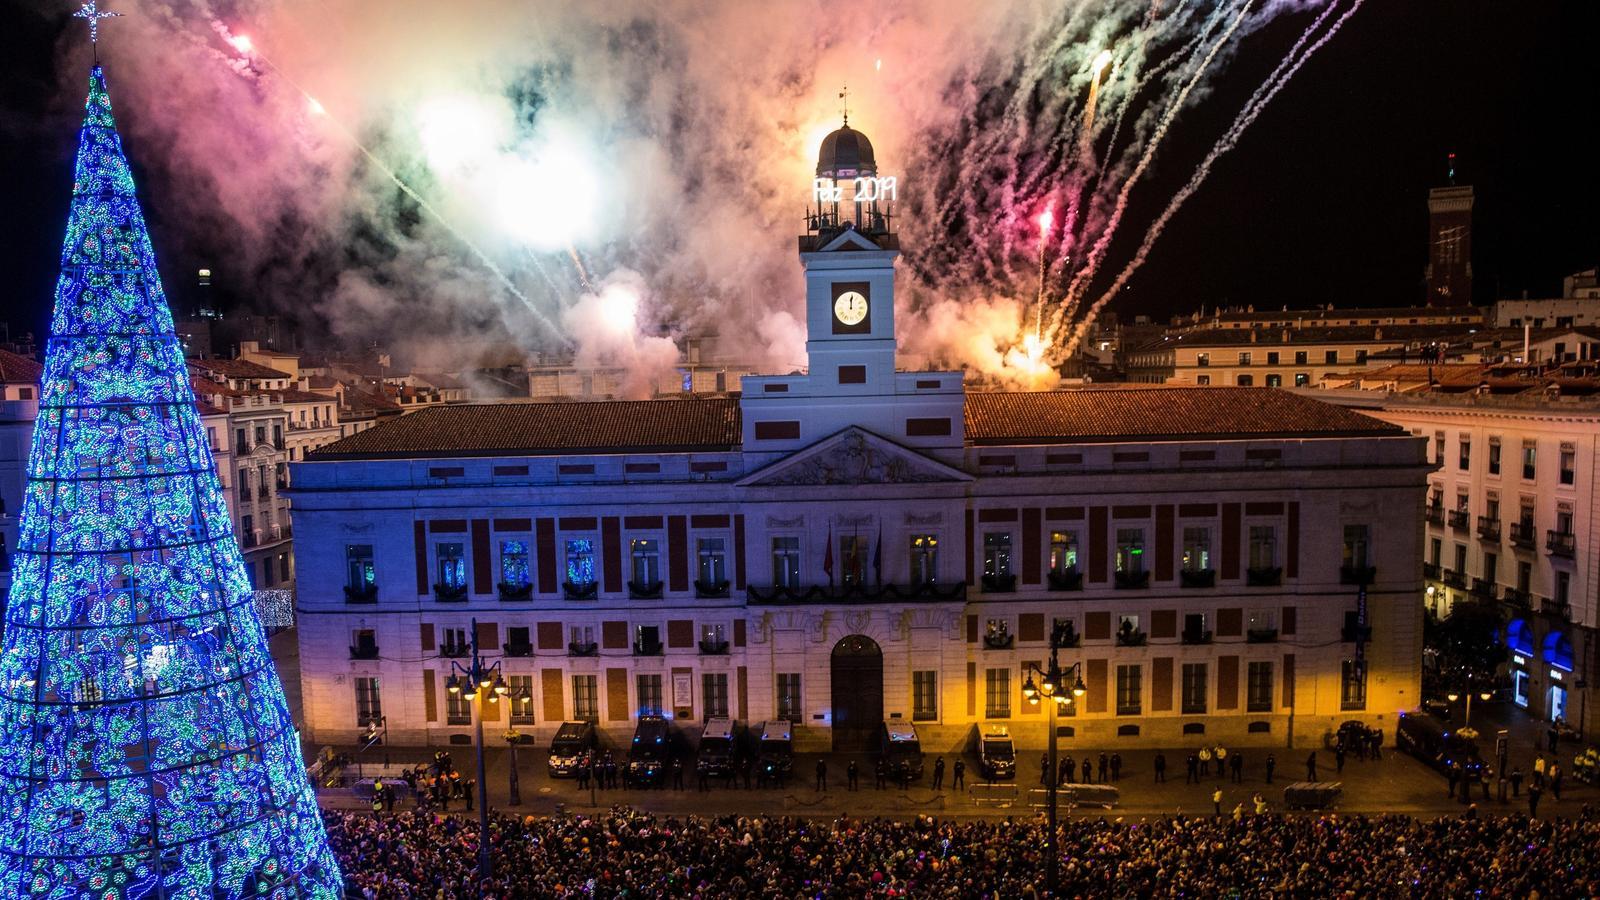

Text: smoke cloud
xmin=55 ymin=0 xmax=1351 ymax=384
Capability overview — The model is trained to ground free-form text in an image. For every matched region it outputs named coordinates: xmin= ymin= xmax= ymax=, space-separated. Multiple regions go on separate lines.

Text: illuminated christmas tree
xmin=0 ymin=48 xmax=342 ymax=900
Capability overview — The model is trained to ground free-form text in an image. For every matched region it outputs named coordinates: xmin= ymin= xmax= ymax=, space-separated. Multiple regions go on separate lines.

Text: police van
xmin=878 ymin=721 xmax=925 ymax=782
xmin=696 ymin=717 xmax=738 ymax=778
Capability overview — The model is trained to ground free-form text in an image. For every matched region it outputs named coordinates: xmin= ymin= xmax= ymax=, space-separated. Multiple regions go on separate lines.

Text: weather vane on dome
xmin=839 ymin=84 xmax=849 ymax=127
xmin=74 ymin=1 xmax=120 ymax=59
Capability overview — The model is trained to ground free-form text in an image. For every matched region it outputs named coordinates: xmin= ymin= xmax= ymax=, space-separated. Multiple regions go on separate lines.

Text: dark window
xmin=493 ymin=465 xmax=529 ymax=476
xmin=754 ymin=421 xmax=801 ymax=440
xmin=428 ymin=467 xmax=465 ymax=479
xmin=906 ymin=418 xmax=952 ymax=437
xmin=838 ymin=365 xmax=867 ymax=384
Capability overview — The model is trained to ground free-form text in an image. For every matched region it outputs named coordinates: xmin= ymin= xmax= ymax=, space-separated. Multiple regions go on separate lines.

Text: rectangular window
xmin=1115 ymin=528 xmax=1145 ymax=574
xmin=630 ymin=538 xmax=661 ymax=586
xmin=1483 ymin=552 xmax=1498 ymax=584
xmin=1295 ymin=351 xmax=1308 ymax=365
xmin=777 ymin=673 xmax=802 ymax=722
xmin=1266 ymin=351 xmax=1280 ymax=365
xmin=445 ymin=689 xmax=472 ymax=726
xmin=1196 ymin=353 xmax=1210 ymax=367
xmin=1115 ymin=664 xmax=1142 ymax=716
xmin=1429 ymin=537 xmax=1442 ymax=566
xmin=1238 ymin=351 xmax=1252 ymax=366
xmin=1340 ymin=660 xmax=1367 ymax=710
xmin=435 ymin=542 xmax=466 ymax=589
xmin=1324 ymin=350 xmax=1339 ymax=365
xmin=508 ymin=675 xmax=535 ymax=725
xmin=1453 ymin=543 xmax=1467 ymax=573
xmin=573 ymin=675 xmax=598 ymax=722
xmin=1196 ymin=374 xmax=1211 ymax=386
xmin=909 ymin=534 xmax=939 ymax=585
xmin=565 ymin=538 xmax=596 ymax=586
xmin=1294 ymin=373 xmax=1309 ymax=387
xmin=1049 ymin=531 xmax=1079 ymax=575
xmin=1556 ymin=571 xmax=1571 ymax=607
xmin=702 ymin=673 xmax=730 ymax=719
xmin=1181 ymin=663 xmax=1208 ymax=715
xmin=1265 ymin=374 xmax=1282 ymax=388
xmin=912 ymin=671 xmax=937 ymax=721
xmin=346 ymin=544 xmax=375 ymax=590
xmin=1342 ymin=525 xmax=1370 ymax=569
xmin=637 ymin=674 xmax=663 ymax=716
xmin=1517 ymin=560 xmax=1532 ymax=594
xmin=1488 ymin=438 xmax=1502 ymax=475
xmin=1560 ymin=445 xmax=1575 ymax=485
xmin=701 ymin=623 xmax=726 ymax=646
xmin=1249 ymin=526 xmax=1276 ymax=570
xmin=1433 ymin=432 xmax=1445 ymax=464
xmin=772 ymin=537 xmax=801 ymax=589
xmin=840 ymin=535 xmax=867 ymax=585
xmin=354 ymin=677 xmax=382 ymax=727
xmin=982 ymin=532 xmax=1013 ymax=578
xmin=984 ymin=668 xmax=1010 ymax=718
xmin=697 ymin=537 xmax=727 ymax=585
xmin=1459 ymin=436 xmax=1471 ymax=471
xmin=499 ymin=540 xmax=530 ymax=587
xmin=1247 ymin=661 xmax=1274 ymax=712
xmin=1523 ymin=442 xmax=1537 ymax=480
xmin=1182 ymin=527 xmax=1211 ymax=572
xmin=570 ymin=624 xmax=595 ymax=647
xmin=234 ymin=427 xmax=247 ymax=450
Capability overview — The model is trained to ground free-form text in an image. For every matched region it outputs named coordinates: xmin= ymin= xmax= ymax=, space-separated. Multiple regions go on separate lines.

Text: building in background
xmin=1493 ymin=269 xmax=1600 ymax=330
xmin=1426 ymin=172 xmax=1474 ymax=306
xmin=1312 ymin=363 xmax=1600 ymax=740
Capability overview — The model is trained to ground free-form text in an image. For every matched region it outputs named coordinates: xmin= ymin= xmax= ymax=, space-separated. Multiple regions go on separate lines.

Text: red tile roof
xmin=964 ymin=387 xmax=1402 ymax=444
xmin=189 ymin=358 xmax=293 ymax=380
xmin=0 ymin=348 xmax=43 ymax=384
xmin=308 ymin=387 xmax=1401 ymax=460
xmin=308 ymin=398 xmax=743 ymax=459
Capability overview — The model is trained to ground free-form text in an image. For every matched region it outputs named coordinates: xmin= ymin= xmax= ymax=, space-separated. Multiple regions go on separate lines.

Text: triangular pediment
xmin=739 ymin=427 xmax=972 ymax=487
xmin=817 ymin=228 xmax=885 ymax=252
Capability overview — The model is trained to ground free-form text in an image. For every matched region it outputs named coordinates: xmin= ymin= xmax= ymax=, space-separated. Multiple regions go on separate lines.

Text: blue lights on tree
xmin=0 ymin=65 xmax=342 ymax=898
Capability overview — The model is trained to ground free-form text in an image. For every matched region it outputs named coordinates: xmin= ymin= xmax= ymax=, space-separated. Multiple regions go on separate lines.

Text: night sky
xmin=1 ymin=1 xmax=1596 ymax=345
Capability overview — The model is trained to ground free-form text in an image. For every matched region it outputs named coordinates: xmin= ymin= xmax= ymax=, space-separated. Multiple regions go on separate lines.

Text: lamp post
xmin=1448 ymin=689 xmax=1492 ymax=739
xmin=444 ymin=618 xmax=506 ymax=884
xmin=505 ymin=688 xmax=531 ymax=806
xmin=1021 ymin=631 xmax=1087 ymax=899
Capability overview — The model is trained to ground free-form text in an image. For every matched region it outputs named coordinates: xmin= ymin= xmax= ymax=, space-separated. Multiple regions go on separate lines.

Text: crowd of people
xmin=325 ymin=804 xmax=1600 ymax=898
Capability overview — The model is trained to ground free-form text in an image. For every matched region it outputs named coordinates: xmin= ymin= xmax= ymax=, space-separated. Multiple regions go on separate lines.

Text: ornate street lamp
xmin=1021 ymin=634 xmax=1087 ymax=898
xmin=444 ymin=619 xmax=505 ymax=882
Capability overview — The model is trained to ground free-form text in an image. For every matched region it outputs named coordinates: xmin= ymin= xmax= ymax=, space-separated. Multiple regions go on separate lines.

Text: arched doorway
xmin=831 ymin=635 xmax=883 ymax=751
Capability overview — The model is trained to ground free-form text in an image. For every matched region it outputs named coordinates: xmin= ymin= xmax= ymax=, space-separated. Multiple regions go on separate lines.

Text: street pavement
xmin=272 ymin=631 xmax=1593 ymax=821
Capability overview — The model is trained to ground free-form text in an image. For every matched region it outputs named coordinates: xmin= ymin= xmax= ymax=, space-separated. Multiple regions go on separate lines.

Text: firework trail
xmin=1060 ymin=0 xmax=1366 ymax=358
xmin=1045 ymin=0 xmax=1254 ymax=342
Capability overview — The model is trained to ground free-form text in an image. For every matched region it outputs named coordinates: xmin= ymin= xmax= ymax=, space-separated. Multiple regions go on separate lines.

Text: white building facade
xmin=288 ymin=121 xmax=1428 ymax=754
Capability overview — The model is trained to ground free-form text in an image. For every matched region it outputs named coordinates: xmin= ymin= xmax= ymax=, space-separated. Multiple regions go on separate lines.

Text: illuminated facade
xmin=0 ymin=66 xmax=340 ymax=897
xmin=292 ymin=121 xmax=1430 ymax=754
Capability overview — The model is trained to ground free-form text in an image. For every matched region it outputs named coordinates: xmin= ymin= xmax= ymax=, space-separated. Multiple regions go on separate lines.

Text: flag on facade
xmin=824 ymin=525 xmax=834 ymax=585
xmin=873 ymin=523 xmax=883 ymax=585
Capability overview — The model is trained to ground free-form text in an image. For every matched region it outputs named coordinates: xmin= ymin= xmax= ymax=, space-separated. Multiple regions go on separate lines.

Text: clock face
xmin=834 ymin=290 xmax=869 ymax=326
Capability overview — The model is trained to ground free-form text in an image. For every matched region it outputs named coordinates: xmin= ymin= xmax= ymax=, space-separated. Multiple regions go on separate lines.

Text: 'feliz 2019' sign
xmin=813 ymin=176 xmax=898 ymax=203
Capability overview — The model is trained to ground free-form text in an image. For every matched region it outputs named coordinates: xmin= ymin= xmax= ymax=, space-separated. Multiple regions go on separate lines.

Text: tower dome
xmin=816 ymin=123 xmax=876 ymax=179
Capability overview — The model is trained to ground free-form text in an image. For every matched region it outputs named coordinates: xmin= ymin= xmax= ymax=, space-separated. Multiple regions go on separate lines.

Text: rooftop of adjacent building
xmin=0 ymin=348 xmax=43 ymax=384
xmin=304 ymin=386 xmax=1402 ymax=461
xmin=1317 ymin=360 xmax=1600 ymax=403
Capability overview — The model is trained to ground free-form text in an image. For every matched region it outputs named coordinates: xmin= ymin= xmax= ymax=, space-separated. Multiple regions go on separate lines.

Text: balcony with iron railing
xmin=1246 ymin=627 xmax=1279 ymax=643
xmin=563 ymin=580 xmax=599 ymax=601
xmin=1047 ymin=568 xmax=1084 ymax=592
xmin=1422 ymin=561 xmax=1442 ymax=580
xmin=1246 ymin=567 xmax=1282 ymax=587
xmin=1181 ymin=628 xmax=1213 ymax=645
xmin=1501 ymin=587 xmax=1531 ymax=609
xmin=1114 ymin=569 xmax=1151 ymax=590
xmin=1179 ymin=569 xmax=1216 ymax=589
xmin=502 ymin=642 xmax=534 ymax=657
xmin=1540 ymin=597 xmax=1572 ymax=620
xmin=1423 ymin=504 xmax=1445 ymax=526
xmin=694 ymin=579 xmax=731 ymax=599
xmin=343 ymin=583 xmax=378 ymax=604
xmin=1340 ymin=565 xmax=1376 ymax=586
xmin=1470 ymin=578 xmax=1497 ymax=600
xmin=981 ymin=573 xmax=1017 ymax=594
xmin=498 ymin=581 xmax=534 ymax=602
xmin=632 ymin=640 xmax=664 ymax=657
xmin=1546 ymin=530 xmax=1576 ymax=558
xmin=1477 ymin=517 xmax=1501 ymax=542
xmin=568 ymin=641 xmax=599 ymax=657
xmin=349 ymin=642 xmax=380 ymax=660
xmin=433 ymin=582 xmax=468 ymax=602
xmin=1442 ymin=569 xmax=1467 ymax=589
xmin=1447 ymin=510 xmax=1471 ymax=532
xmin=1116 ymin=628 xmax=1147 ymax=647
xmin=438 ymin=642 xmax=469 ymax=659
xmin=698 ymin=639 xmax=730 ymax=655
xmin=1509 ymin=522 xmax=1537 ymax=550
xmin=628 ymin=580 xmax=665 ymax=600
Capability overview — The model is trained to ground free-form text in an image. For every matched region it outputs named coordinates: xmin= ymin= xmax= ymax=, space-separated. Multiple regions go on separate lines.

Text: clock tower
xmin=800 ymin=118 xmax=899 ymax=389
xmin=739 ymin=116 xmax=963 ymax=458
